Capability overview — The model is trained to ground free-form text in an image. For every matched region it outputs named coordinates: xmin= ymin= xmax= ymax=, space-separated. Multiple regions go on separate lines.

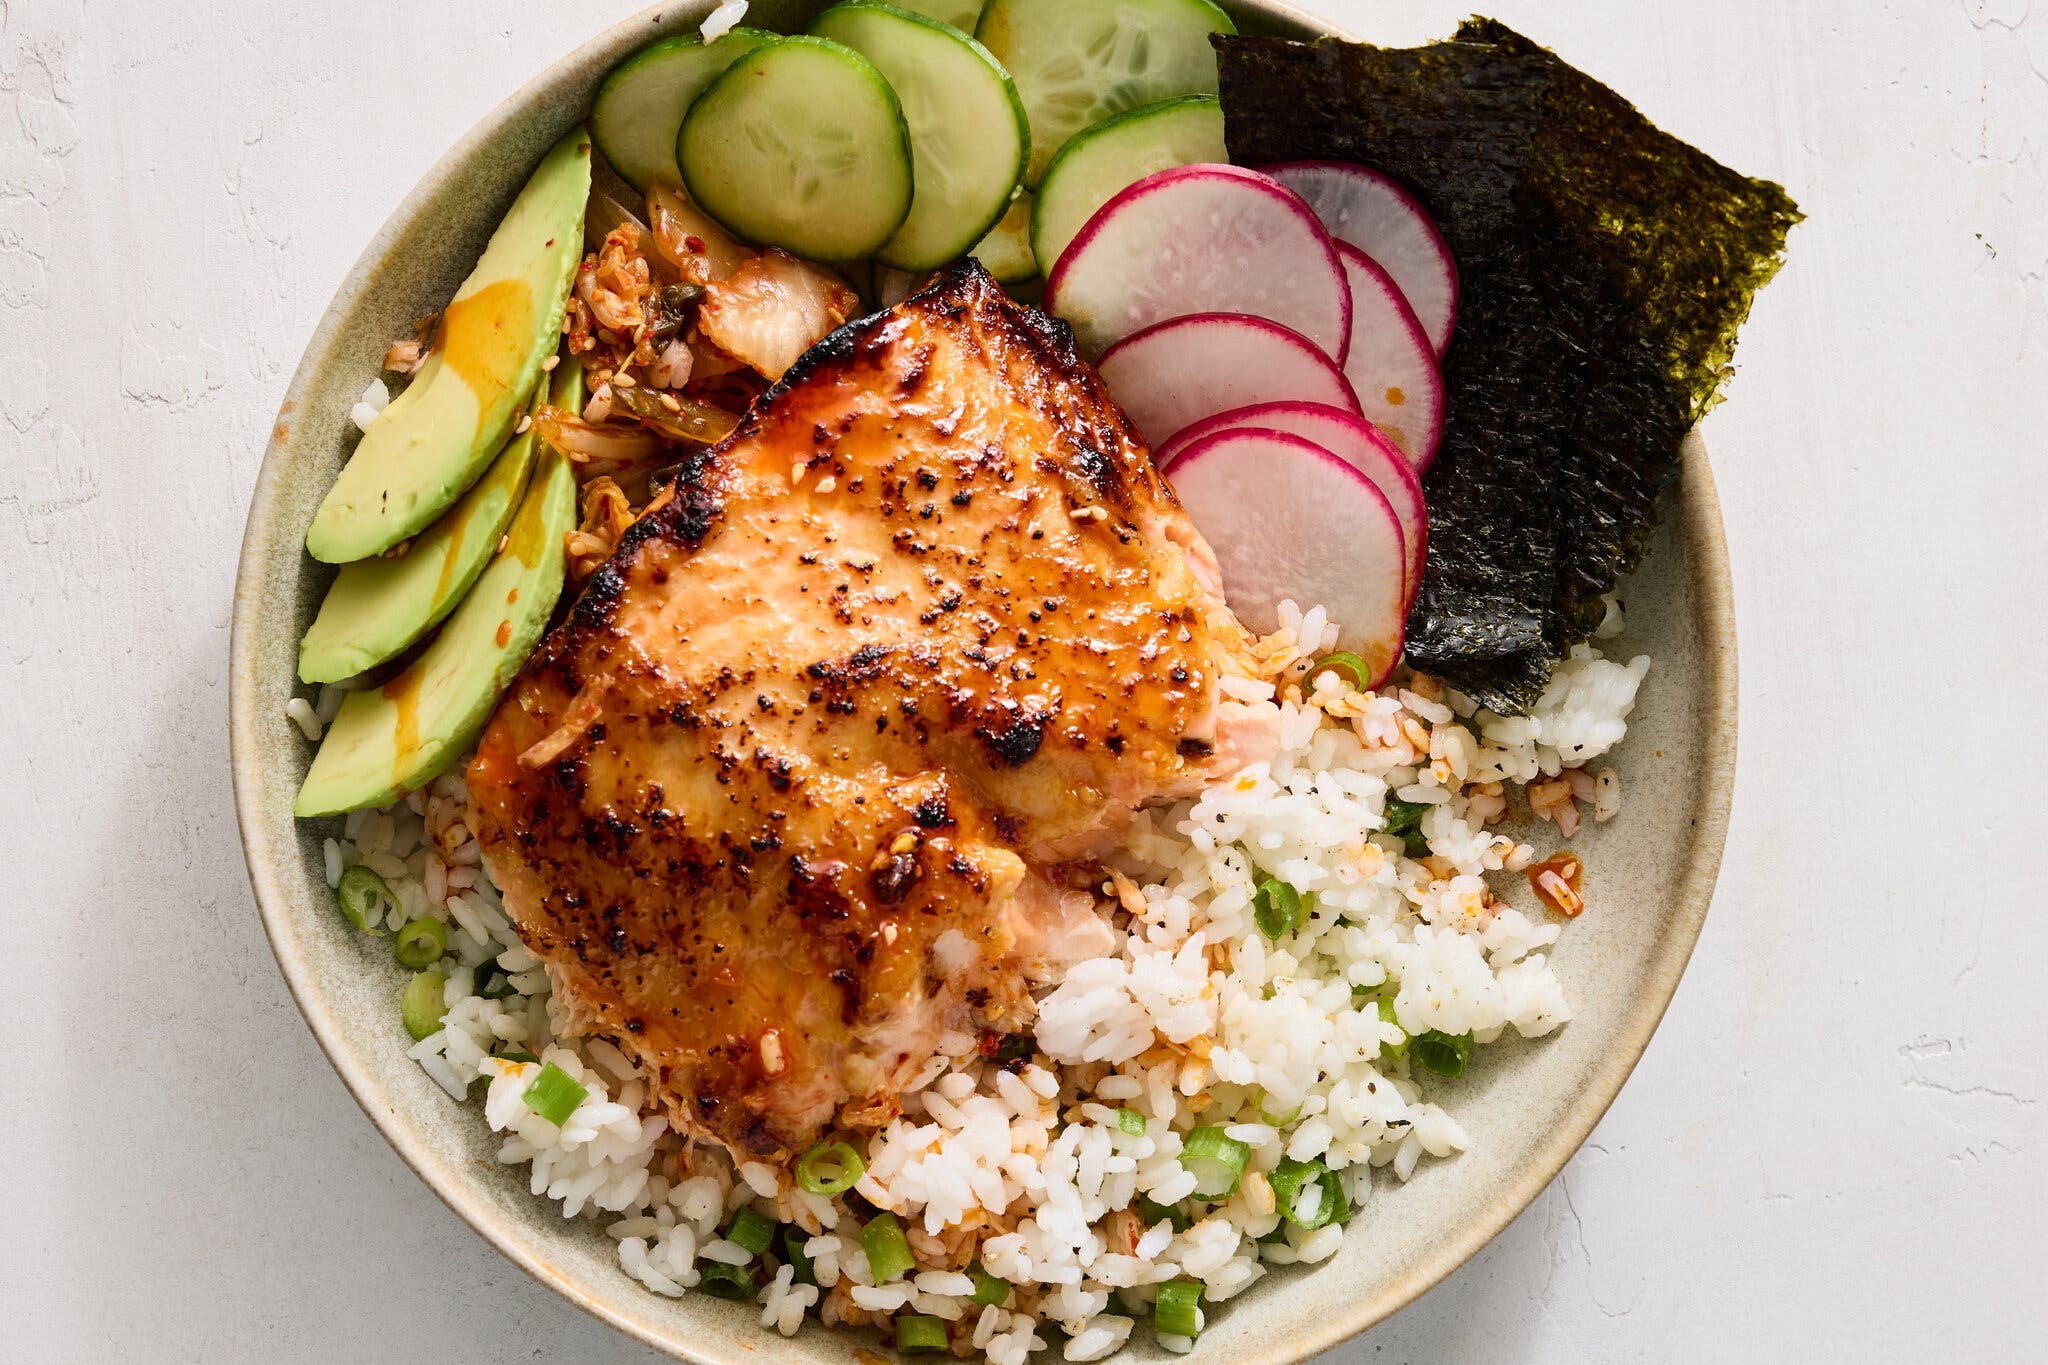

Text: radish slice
xmin=1044 ymin=163 xmax=1352 ymax=362
xmin=1168 ymin=428 xmax=1407 ymax=683
xmin=1096 ymin=313 xmax=1359 ymax=447
xmin=1262 ymin=159 xmax=1459 ymax=355
xmin=1334 ymin=243 xmax=1444 ymax=472
xmin=1155 ymin=402 xmax=1426 ymax=609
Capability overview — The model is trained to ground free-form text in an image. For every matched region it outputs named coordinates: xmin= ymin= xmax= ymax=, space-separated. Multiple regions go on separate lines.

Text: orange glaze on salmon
xmin=467 ymin=263 xmax=1271 ymax=1156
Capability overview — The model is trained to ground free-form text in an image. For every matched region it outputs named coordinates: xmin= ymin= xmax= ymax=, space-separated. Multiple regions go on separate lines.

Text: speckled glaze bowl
xmin=229 ymin=3 xmax=1737 ymax=1360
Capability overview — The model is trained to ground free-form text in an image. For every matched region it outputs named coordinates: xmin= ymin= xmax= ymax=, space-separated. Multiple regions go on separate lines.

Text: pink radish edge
xmin=1096 ymin=312 xmax=1360 ymax=449
xmin=1165 ymin=427 xmax=1407 ymax=687
xmin=1044 ymin=163 xmax=1352 ymax=365
xmin=1261 ymin=158 xmax=1459 ymax=357
xmin=1155 ymin=402 xmax=1427 ymax=611
xmin=1333 ymin=243 xmax=1445 ymax=473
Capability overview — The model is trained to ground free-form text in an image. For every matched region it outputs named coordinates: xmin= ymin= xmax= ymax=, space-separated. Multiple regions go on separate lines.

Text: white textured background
xmin=3 ymin=0 xmax=2042 ymax=1360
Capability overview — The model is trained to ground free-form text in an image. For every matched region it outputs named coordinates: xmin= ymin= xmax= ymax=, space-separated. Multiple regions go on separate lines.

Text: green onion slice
xmin=337 ymin=865 xmax=395 ymax=934
xmin=1179 ymin=1126 xmax=1251 ymax=1199
xmin=795 ymin=1139 xmax=865 ymax=1195
xmin=393 ymin=916 xmax=447 ymax=969
xmin=1381 ymin=796 xmax=1434 ymax=858
xmin=520 ymin=1061 xmax=589 ymax=1126
xmin=1253 ymin=1089 xmax=1302 ymax=1126
xmin=1138 ymin=1196 xmax=1191 ymax=1231
xmin=1154 ymin=1279 xmax=1204 ymax=1339
xmin=1413 ymin=1030 xmax=1474 ymax=1078
xmin=1252 ymin=878 xmax=1306 ymax=940
xmin=1268 ymin=1158 xmax=1346 ymax=1230
xmin=895 ymin=1314 xmax=949 ymax=1354
xmin=400 ymin=970 xmax=447 ymax=1041
xmin=723 ymin=1205 xmax=775 ymax=1258
xmin=1116 ymin=1107 xmax=1147 ymax=1138
xmin=696 ymin=1261 xmax=754 ymax=1300
xmin=970 ymin=1264 xmax=1011 ymax=1307
xmin=782 ymin=1226 xmax=816 ymax=1286
xmin=1382 ymin=797 xmax=1431 ymax=837
xmin=496 ymin=1050 xmax=539 ymax=1065
xmin=1375 ymin=994 xmax=1411 ymax=1061
xmin=477 ymin=968 xmax=517 ymax=1000
xmin=1303 ymin=651 xmax=1376 ymax=693
xmin=860 ymin=1210 xmax=914 ymax=1284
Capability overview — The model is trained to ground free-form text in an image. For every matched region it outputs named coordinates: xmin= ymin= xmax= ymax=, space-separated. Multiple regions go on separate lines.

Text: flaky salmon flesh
xmin=467 ymin=263 xmax=1274 ymax=1156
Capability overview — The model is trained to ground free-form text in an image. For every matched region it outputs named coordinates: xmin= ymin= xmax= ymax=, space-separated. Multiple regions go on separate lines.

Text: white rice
xmin=301 ymin=599 xmax=1647 ymax=1360
xmin=701 ymin=1 xmax=749 ymax=43
xmin=348 ymin=376 xmax=390 ymax=434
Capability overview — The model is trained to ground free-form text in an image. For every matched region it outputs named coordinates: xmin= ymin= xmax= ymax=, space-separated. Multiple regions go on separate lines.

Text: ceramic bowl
xmin=229 ymin=3 xmax=1737 ymax=1360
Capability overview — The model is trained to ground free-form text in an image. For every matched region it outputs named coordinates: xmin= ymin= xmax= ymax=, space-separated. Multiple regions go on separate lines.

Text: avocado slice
xmin=305 ymin=128 xmax=590 ymax=564
xmin=296 ymin=361 xmax=586 ymax=684
xmin=293 ymin=444 xmax=579 ymax=817
xmin=297 ymin=384 xmax=541 ymax=683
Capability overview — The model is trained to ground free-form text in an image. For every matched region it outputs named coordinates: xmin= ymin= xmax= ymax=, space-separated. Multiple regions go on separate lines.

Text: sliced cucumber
xmin=972 ymin=191 xmax=1037 ymax=283
xmin=810 ymin=3 xmax=1028 ymax=271
xmin=1031 ymin=94 xmax=1226 ymax=275
xmin=590 ymin=28 xmax=772 ymax=191
xmin=892 ymin=0 xmax=985 ymax=27
xmin=976 ymin=0 xmax=1235 ymax=186
xmin=678 ymin=36 xmax=914 ymax=262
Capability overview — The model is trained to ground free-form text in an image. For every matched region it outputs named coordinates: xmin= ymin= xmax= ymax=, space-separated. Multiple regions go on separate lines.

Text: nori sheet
xmin=1215 ymin=20 xmax=1800 ymax=711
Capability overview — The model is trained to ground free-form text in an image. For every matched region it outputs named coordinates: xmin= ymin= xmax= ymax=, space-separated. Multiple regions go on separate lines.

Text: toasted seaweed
xmin=1216 ymin=21 xmax=1800 ymax=710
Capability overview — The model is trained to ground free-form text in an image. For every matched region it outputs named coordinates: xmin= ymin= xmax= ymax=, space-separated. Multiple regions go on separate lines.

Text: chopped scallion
xmin=781 ymin=1225 xmax=815 ymax=1285
xmin=1254 ymin=1088 xmax=1302 ymax=1126
xmin=1382 ymin=796 xmax=1434 ymax=858
xmin=393 ymin=916 xmax=447 ymax=969
xmin=336 ymin=865 xmax=394 ymax=934
xmin=477 ymin=968 xmax=517 ymax=1000
xmin=1381 ymin=797 xmax=1432 ymax=837
xmin=1138 ymin=1196 xmax=1191 ymax=1231
xmin=795 ymin=1139 xmax=864 ymax=1195
xmin=1252 ymin=878 xmax=1305 ymax=940
xmin=520 ymin=1061 xmax=589 ymax=1126
xmin=1303 ymin=651 xmax=1376 ymax=693
xmin=1374 ymin=994 xmax=1410 ymax=1060
xmin=496 ymin=1050 xmax=538 ymax=1065
xmin=1268 ymin=1158 xmax=1343 ymax=1230
xmin=1154 ymin=1279 xmax=1204 ymax=1339
xmin=1328 ymin=1167 xmax=1355 ymax=1227
xmin=860 ymin=1210 xmax=914 ymax=1284
xmin=400 ymin=970 xmax=447 ymax=1041
xmin=895 ymin=1314 xmax=949 ymax=1354
xmin=723 ymin=1205 xmax=775 ymax=1258
xmin=970 ymin=1264 xmax=1011 ymax=1307
xmin=1413 ymin=1030 xmax=1474 ymax=1078
xmin=1179 ymin=1126 xmax=1251 ymax=1199
xmin=696 ymin=1261 xmax=754 ymax=1299
xmin=1116 ymin=1107 xmax=1147 ymax=1138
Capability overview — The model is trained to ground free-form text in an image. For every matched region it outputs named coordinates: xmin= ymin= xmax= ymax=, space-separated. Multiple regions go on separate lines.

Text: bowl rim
xmin=228 ymin=3 xmax=1738 ymax=1359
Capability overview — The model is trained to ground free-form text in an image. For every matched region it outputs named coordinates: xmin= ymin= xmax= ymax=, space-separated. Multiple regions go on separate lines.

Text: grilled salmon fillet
xmin=468 ymin=263 xmax=1270 ymax=1155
